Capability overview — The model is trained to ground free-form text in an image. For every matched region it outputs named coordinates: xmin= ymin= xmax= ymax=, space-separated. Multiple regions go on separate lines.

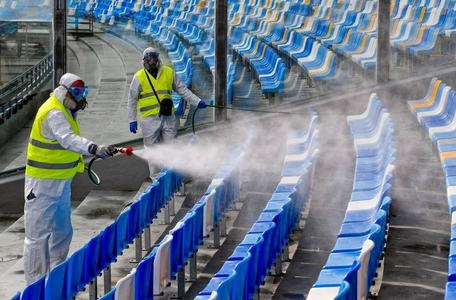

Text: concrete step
xmin=0 ymin=188 xmax=142 ymax=299
xmin=184 ymin=118 xmax=288 ymax=298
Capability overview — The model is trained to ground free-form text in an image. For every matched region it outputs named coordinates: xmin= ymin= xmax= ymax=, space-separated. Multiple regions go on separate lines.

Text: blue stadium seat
xmin=134 ymin=250 xmax=156 ymax=300
xmin=67 ymin=245 xmax=87 ymax=297
xmin=20 ymin=276 xmax=45 ymax=300
xmin=83 ymin=234 xmax=102 ymax=285
xmin=45 ymin=260 xmax=68 ymax=300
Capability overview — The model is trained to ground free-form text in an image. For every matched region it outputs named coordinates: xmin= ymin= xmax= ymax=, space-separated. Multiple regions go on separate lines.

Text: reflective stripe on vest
xmin=29 ymin=138 xmax=65 ymax=150
xmin=27 ymin=159 xmax=80 ymax=169
xmin=25 ymin=94 xmax=85 ymax=179
xmin=138 ymin=90 xmax=173 ymax=100
xmin=135 ymin=66 xmax=174 ymax=118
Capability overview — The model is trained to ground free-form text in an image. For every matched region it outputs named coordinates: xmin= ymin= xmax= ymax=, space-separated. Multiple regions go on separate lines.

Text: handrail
xmin=0 ymin=53 xmax=53 ymax=125
xmin=0 ymin=53 xmax=52 ymax=100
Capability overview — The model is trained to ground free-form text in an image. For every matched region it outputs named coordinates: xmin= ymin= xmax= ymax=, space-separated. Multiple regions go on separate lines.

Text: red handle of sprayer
xmin=117 ymin=146 xmax=134 ymax=156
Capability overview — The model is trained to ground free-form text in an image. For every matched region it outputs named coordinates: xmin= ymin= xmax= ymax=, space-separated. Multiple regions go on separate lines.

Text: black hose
xmin=86 ymin=156 xmax=101 ymax=185
xmin=192 ymin=106 xmax=200 ymax=135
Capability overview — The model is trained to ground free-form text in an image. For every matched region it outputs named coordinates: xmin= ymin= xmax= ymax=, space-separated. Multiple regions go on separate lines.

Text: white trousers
xmin=23 ymin=176 xmax=73 ymax=284
xmin=140 ymin=115 xmax=178 ymax=178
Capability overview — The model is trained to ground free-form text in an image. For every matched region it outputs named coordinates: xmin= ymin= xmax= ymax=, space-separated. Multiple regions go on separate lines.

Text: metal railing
xmin=0 ymin=53 xmax=53 ymax=125
xmin=68 ymin=13 xmax=94 ymax=36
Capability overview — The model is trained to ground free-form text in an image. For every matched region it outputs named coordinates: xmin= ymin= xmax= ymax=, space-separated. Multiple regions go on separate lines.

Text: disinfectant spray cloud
xmin=130 ymin=112 xmax=309 ymax=179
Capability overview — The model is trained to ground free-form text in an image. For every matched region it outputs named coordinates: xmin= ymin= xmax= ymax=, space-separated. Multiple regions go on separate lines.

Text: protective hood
xmin=53 ymin=73 xmax=83 ymax=102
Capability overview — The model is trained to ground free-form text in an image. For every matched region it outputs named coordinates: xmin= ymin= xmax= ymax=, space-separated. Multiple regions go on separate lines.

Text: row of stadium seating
xmin=407 ymin=78 xmax=456 ymax=300
xmin=390 ymin=0 xmax=456 ymax=56
xmin=66 ymin=0 xmax=454 ymax=92
xmin=12 ymin=167 xmax=184 ymax=299
xmin=308 ymin=94 xmax=395 ymax=299
xmin=195 ymin=112 xmax=319 ymax=299
xmin=98 ymin=135 xmax=252 ymax=299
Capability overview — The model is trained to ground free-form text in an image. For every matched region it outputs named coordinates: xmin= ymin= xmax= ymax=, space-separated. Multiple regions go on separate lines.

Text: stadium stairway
xmin=184 ymin=115 xmax=296 ymax=298
xmin=271 ymin=94 xmax=357 ymax=298
xmin=376 ymin=85 xmax=449 ymax=299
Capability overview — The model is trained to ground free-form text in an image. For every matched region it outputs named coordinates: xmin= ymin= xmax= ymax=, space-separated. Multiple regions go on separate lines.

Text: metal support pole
xmin=275 ymin=258 xmax=283 ymax=276
xmin=164 ymin=203 xmax=170 ymax=224
xmin=170 ymin=196 xmax=175 ymax=216
xmin=89 ymin=279 xmax=97 ymax=300
xmin=177 ymin=267 xmax=185 ymax=298
xmin=220 ymin=216 xmax=227 ymax=237
xmin=144 ymin=224 xmax=151 ymax=251
xmin=189 ymin=253 xmax=197 ymax=282
xmin=214 ymin=0 xmax=227 ymax=122
xmin=283 ymin=244 xmax=289 ymax=261
xmin=213 ymin=223 xmax=220 ymax=248
xmin=376 ymin=0 xmax=391 ymax=83
xmin=178 ymin=183 xmax=185 ymax=196
xmin=53 ymin=0 xmax=67 ymax=87
xmin=135 ymin=235 xmax=142 ymax=263
xmin=103 ymin=267 xmax=111 ymax=294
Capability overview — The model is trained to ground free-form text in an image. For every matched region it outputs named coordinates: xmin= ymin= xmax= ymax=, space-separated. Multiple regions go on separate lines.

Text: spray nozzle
xmin=114 ymin=146 xmax=134 ymax=156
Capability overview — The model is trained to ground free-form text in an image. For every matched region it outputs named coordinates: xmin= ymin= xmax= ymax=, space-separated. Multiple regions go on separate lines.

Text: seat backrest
xmin=135 ymin=251 xmax=156 ymax=300
xmin=21 ymin=276 xmax=45 ymax=300
xmin=100 ymin=222 xmax=116 ymax=270
xmin=115 ymin=268 xmax=136 ymax=300
xmin=153 ymin=234 xmax=173 ymax=295
xmin=307 ymin=286 xmax=343 ymax=300
xmin=83 ymin=234 xmax=102 ymax=285
xmin=115 ymin=210 xmax=129 ymax=254
xmin=45 ymin=260 xmax=68 ymax=300
xmin=67 ymin=245 xmax=87 ymax=297
xmin=170 ymin=222 xmax=185 ymax=275
xmin=357 ymin=239 xmax=375 ymax=300
xmin=203 ymin=190 xmax=216 ymax=236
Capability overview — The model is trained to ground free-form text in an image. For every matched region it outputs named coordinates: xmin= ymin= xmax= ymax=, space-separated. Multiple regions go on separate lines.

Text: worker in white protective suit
xmin=23 ymin=73 xmax=115 ymax=284
xmin=127 ymin=47 xmax=207 ymax=178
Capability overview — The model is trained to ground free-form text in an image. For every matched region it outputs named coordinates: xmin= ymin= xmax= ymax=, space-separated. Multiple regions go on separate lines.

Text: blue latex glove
xmin=129 ymin=121 xmax=137 ymax=134
xmin=197 ymin=100 xmax=207 ymax=109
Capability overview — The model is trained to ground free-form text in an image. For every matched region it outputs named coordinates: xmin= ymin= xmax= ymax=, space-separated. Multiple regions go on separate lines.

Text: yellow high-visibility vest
xmin=26 ymin=94 xmax=84 ymax=179
xmin=136 ymin=67 xmax=174 ymax=118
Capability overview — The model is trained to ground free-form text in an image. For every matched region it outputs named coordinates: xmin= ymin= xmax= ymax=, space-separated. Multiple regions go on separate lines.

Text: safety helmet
xmin=143 ymin=47 xmax=160 ymax=62
xmin=59 ymin=73 xmax=89 ymax=101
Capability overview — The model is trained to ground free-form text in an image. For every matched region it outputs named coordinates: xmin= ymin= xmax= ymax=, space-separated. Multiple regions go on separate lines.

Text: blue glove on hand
xmin=130 ymin=121 xmax=137 ymax=134
xmin=197 ymin=100 xmax=207 ymax=109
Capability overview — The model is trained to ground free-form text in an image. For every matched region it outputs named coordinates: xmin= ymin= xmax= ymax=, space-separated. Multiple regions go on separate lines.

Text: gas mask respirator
xmin=61 ymin=85 xmax=89 ymax=112
xmin=63 ymin=96 xmax=88 ymax=111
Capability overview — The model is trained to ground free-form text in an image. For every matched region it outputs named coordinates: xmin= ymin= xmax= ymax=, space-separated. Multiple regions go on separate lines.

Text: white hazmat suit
xmin=23 ymin=73 xmax=94 ymax=284
xmin=128 ymin=54 xmax=202 ymax=177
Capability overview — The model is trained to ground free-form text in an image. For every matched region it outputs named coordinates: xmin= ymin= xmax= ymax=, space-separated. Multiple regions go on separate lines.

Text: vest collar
xmin=144 ymin=65 xmax=164 ymax=80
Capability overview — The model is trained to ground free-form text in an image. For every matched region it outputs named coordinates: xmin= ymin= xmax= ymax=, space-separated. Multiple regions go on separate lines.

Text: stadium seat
xmin=115 ymin=269 xmax=136 ymax=299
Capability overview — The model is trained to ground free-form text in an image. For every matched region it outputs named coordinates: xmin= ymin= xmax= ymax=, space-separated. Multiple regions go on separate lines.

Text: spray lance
xmin=86 ymin=146 xmax=135 ymax=185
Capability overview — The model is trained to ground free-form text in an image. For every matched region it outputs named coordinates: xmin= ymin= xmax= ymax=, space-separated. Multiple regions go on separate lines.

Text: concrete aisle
xmin=272 ymin=99 xmax=356 ymax=299
xmin=184 ymin=116 xmax=291 ymax=298
xmin=376 ymin=89 xmax=449 ymax=299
